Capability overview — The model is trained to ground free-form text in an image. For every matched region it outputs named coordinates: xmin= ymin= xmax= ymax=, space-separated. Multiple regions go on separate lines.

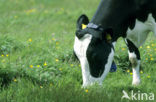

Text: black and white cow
xmin=73 ymin=0 xmax=156 ymax=87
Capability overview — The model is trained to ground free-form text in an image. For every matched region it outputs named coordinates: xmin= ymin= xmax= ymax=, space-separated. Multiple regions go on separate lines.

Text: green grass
xmin=0 ymin=0 xmax=156 ymax=102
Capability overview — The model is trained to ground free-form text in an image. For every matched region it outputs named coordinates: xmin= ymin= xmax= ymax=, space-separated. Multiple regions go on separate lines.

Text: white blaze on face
xmin=74 ymin=34 xmax=92 ymax=86
xmin=74 ymin=34 xmax=115 ymax=87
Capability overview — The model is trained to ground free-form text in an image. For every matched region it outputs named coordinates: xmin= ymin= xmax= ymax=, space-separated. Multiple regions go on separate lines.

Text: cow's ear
xmin=103 ymin=28 xmax=113 ymax=43
xmin=76 ymin=14 xmax=89 ymax=30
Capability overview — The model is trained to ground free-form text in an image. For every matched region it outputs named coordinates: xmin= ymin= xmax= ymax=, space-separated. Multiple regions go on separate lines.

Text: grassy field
xmin=0 ymin=0 xmax=156 ymax=102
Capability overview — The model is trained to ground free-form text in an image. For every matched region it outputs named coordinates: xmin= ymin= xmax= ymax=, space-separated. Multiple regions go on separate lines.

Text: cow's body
xmin=74 ymin=0 xmax=156 ymax=87
xmin=127 ymin=14 xmax=156 ymax=48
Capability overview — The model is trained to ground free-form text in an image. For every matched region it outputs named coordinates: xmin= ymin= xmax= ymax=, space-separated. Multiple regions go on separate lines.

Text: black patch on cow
xmin=76 ymin=14 xmax=89 ymax=39
xmin=125 ymin=39 xmax=140 ymax=60
xmin=90 ymin=0 xmax=156 ymax=41
xmin=77 ymin=14 xmax=89 ymax=30
xmin=86 ymin=37 xmax=113 ymax=77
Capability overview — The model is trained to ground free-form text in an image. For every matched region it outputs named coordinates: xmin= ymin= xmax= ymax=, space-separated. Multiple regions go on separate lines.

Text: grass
xmin=0 ymin=0 xmax=156 ymax=102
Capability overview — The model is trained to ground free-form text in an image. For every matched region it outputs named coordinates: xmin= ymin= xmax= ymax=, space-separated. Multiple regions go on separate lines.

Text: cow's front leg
xmin=125 ymin=39 xmax=141 ymax=85
xmin=80 ymin=58 xmax=91 ymax=87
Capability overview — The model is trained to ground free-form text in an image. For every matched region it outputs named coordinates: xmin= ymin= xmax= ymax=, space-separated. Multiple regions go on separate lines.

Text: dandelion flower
xmin=13 ymin=78 xmax=17 ymax=82
xmin=150 ymin=58 xmax=154 ymax=61
xmin=44 ymin=62 xmax=47 ymax=66
xmin=149 ymin=54 xmax=153 ymax=57
xmin=6 ymin=54 xmax=9 ymax=57
xmin=50 ymin=83 xmax=53 ymax=87
xmin=130 ymin=72 xmax=133 ymax=75
xmin=14 ymin=16 xmax=18 ymax=19
xmin=28 ymin=38 xmax=32 ymax=42
xmin=85 ymin=89 xmax=88 ymax=93
xmin=59 ymin=68 xmax=62 ymax=71
xmin=56 ymin=42 xmax=59 ymax=45
xmin=79 ymin=64 xmax=81 ymax=67
xmin=151 ymin=44 xmax=155 ymax=47
xmin=55 ymin=59 xmax=59 ymax=62
xmin=140 ymin=70 xmax=143 ymax=74
xmin=1 ymin=54 xmax=4 ymax=57
xmin=40 ymin=86 xmax=43 ymax=88
xmin=146 ymin=46 xmax=150 ymax=49
xmin=52 ymin=38 xmax=55 ymax=41
xmin=122 ymin=48 xmax=126 ymax=51
xmin=26 ymin=8 xmax=36 ymax=15
xmin=29 ymin=65 xmax=33 ymax=68
xmin=70 ymin=64 xmax=74 ymax=67
xmin=147 ymin=75 xmax=151 ymax=78
xmin=37 ymin=65 xmax=40 ymax=68
xmin=127 ymin=70 xmax=130 ymax=73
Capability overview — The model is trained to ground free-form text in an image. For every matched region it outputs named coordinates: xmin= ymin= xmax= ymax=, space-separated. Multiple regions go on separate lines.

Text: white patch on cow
xmin=126 ymin=13 xmax=156 ymax=48
xmin=112 ymin=42 xmax=116 ymax=47
xmin=73 ymin=34 xmax=92 ymax=86
xmin=128 ymin=51 xmax=141 ymax=85
xmin=74 ymin=34 xmax=114 ymax=87
xmin=132 ymin=60 xmax=141 ymax=85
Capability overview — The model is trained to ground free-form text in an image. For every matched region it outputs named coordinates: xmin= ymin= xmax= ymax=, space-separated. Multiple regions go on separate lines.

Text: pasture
xmin=0 ymin=0 xmax=156 ymax=102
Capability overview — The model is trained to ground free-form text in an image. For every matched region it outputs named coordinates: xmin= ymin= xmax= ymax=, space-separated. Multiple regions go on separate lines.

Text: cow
xmin=73 ymin=0 xmax=156 ymax=87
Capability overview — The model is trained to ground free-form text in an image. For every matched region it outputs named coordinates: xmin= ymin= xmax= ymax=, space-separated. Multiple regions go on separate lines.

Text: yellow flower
xmin=79 ymin=64 xmax=81 ymax=67
xmin=130 ymin=72 xmax=133 ymax=75
xmin=85 ymin=89 xmax=89 ymax=93
xmin=40 ymin=86 xmax=43 ymax=88
xmin=28 ymin=38 xmax=32 ymax=42
xmin=52 ymin=38 xmax=55 ymax=41
xmin=29 ymin=65 xmax=33 ymax=68
xmin=50 ymin=83 xmax=53 ymax=87
xmin=6 ymin=54 xmax=9 ymax=57
xmin=146 ymin=46 xmax=150 ymax=49
xmin=127 ymin=70 xmax=130 ymax=73
xmin=55 ymin=59 xmax=59 ymax=62
xmin=14 ymin=16 xmax=18 ymax=19
xmin=61 ymin=8 xmax=64 ymax=11
xmin=150 ymin=58 xmax=154 ymax=61
xmin=1 ymin=54 xmax=4 ymax=57
xmin=140 ymin=46 xmax=142 ymax=49
xmin=70 ymin=64 xmax=74 ymax=67
xmin=149 ymin=54 xmax=153 ymax=57
xmin=59 ymin=68 xmax=62 ymax=71
xmin=44 ymin=62 xmax=47 ymax=66
xmin=56 ymin=42 xmax=59 ymax=45
xmin=37 ymin=65 xmax=40 ymax=68
xmin=26 ymin=8 xmax=36 ymax=15
xmin=151 ymin=44 xmax=155 ymax=47
xmin=13 ymin=78 xmax=17 ymax=82
xmin=147 ymin=75 xmax=151 ymax=78
xmin=140 ymin=70 xmax=143 ymax=74
xmin=122 ymin=48 xmax=126 ymax=51
xmin=82 ymin=24 xmax=87 ymax=29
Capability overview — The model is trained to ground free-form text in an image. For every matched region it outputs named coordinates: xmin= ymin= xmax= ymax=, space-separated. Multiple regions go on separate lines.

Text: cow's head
xmin=73 ymin=15 xmax=115 ymax=86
